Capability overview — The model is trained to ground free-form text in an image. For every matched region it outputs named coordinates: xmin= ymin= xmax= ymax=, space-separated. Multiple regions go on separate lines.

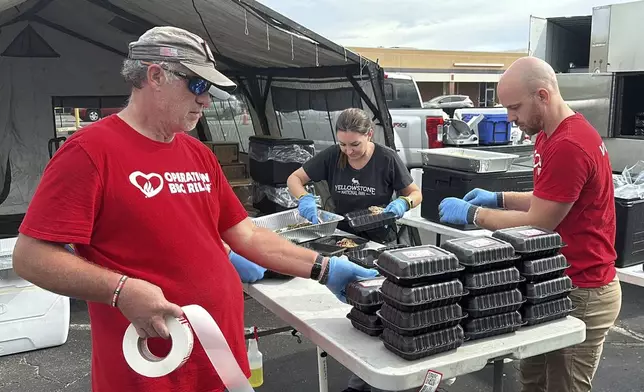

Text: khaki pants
xmin=518 ymin=276 xmax=622 ymax=392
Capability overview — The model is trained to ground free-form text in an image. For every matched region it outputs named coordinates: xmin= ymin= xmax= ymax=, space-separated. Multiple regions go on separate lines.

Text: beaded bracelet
xmin=111 ymin=275 xmax=129 ymax=308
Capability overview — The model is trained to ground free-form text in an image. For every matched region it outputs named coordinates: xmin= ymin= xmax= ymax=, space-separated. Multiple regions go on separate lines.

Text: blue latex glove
xmin=229 ymin=251 xmax=266 ymax=283
xmin=324 ymin=257 xmax=379 ymax=302
xmin=383 ymin=198 xmax=409 ymax=219
xmin=297 ymin=194 xmax=319 ymax=224
xmin=438 ymin=197 xmax=478 ymax=225
xmin=463 ymin=188 xmax=501 ymax=208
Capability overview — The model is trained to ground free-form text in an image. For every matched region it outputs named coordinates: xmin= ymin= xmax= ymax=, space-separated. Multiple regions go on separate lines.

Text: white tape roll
xmin=122 ymin=304 xmax=254 ymax=392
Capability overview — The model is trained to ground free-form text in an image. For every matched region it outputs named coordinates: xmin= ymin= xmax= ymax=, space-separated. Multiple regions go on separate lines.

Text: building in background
xmin=349 ymin=47 xmax=526 ymax=107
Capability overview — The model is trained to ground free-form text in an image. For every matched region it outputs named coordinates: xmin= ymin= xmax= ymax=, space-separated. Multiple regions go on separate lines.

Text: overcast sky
xmin=258 ymin=0 xmax=633 ymax=52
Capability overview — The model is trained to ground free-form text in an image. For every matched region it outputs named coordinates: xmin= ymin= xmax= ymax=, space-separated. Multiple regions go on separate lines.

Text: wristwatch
xmin=310 ymin=254 xmax=324 ymax=280
xmin=399 ymin=196 xmax=413 ymax=209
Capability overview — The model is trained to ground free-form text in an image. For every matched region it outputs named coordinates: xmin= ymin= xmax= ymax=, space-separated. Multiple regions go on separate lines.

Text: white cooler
xmin=0 ymin=237 xmax=70 ymax=357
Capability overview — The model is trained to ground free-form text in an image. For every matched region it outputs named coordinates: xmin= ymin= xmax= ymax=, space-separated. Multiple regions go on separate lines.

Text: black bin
xmin=248 ymin=136 xmax=315 ymax=186
xmin=420 ymin=165 xmax=533 ymax=230
xmin=614 ymin=196 xmax=644 ymax=268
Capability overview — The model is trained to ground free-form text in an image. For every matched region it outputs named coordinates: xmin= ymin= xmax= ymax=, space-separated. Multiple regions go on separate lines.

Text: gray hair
xmin=335 ymin=108 xmax=373 ymax=135
xmin=121 ymin=59 xmax=184 ymax=89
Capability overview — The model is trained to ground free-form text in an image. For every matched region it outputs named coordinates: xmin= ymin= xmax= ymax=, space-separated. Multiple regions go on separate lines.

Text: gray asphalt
xmin=1 ymin=282 xmax=643 ymax=392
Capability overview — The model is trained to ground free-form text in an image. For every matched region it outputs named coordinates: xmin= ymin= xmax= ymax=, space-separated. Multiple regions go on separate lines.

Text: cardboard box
xmin=204 ymin=142 xmax=240 ymax=164
xmin=229 ymin=179 xmax=253 ymax=210
xmin=221 ymin=163 xmax=248 ymax=181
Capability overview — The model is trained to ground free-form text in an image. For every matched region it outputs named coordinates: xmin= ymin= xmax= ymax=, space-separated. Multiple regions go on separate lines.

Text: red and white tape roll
xmin=122 ymin=304 xmax=255 ymax=392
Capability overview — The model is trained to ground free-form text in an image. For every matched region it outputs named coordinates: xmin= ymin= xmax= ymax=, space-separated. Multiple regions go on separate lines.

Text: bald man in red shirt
xmin=439 ymin=56 xmax=622 ymax=392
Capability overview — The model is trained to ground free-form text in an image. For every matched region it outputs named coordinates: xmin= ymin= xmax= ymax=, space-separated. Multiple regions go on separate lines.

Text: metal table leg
xmin=493 ymin=359 xmax=504 ymax=392
xmin=317 ymin=347 xmax=329 ymax=392
xmin=435 ymin=233 xmax=442 ymax=246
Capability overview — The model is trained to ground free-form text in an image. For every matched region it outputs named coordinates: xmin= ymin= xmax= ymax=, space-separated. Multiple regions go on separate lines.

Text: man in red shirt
xmin=11 ymin=26 xmax=376 ymax=392
xmin=439 ymin=56 xmax=622 ymax=391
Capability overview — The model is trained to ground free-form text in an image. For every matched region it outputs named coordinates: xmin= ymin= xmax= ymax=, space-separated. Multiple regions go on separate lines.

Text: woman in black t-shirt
xmin=286 ymin=107 xmax=422 ymax=245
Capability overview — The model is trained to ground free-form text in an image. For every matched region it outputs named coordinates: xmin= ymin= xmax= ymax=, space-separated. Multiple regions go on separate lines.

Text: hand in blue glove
xmin=297 ymin=194 xmax=319 ymax=224
xmin=463 ymin=188 xmax=501 ymax=208
xmin=438 ymin=197 xmax=478 ymax=225
xmin=324 ymin=257 xmax=379 ymax=302
xmin=229 ymin=251 xmax=267 ymax=283
xmin=383 ymin=198 xmax=409 ymax=219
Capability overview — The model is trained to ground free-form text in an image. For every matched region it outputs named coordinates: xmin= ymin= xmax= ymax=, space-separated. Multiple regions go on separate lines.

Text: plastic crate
xmin=614 ymin=197 xmax=644 ymax=268
xmin=420 ymin=165 xmax=533 ymax=230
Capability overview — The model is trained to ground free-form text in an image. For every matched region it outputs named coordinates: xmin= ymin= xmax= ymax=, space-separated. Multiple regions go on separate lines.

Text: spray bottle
xmin=247 ymin=327 xmax=263 ymax=388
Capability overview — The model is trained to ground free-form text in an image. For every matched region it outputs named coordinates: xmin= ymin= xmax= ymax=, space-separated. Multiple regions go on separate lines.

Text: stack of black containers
xmin=248 ymin=136 xmax=315 ymax=215
xmin=491 ymin=226 xmax=575 ymax=326
xmin=442 ymin=237 xmax=525 ymax=341
xmin=342 ymin=226 xmax=575 ymax=362
xmin=369 ymin=245 xmax=468 ymax=360
xmin=343 ymin=245 xmax=412 ymax=338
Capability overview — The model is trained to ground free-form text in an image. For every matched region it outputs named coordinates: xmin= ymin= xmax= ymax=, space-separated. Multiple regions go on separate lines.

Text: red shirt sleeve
xmin=533 ymin=140 xmax=593 ymax=203
xmin=19 ymin=140 xmax=103 ymax=245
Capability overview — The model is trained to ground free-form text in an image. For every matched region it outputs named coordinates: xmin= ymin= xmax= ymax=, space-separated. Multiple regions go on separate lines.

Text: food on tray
xmin=274 ymin=222 xmax=312 ymax=233
xmin=336 ymin=238 xmax=359 ymax=248
xmin=368 ymin=206 xmax=385 ymax=215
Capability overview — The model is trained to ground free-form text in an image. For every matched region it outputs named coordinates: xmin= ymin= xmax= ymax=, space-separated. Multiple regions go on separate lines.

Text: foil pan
xmin=420 ymin=147 xmax=519 ymax=173
xmin=252 ymin=208 xmax=344 ymax=243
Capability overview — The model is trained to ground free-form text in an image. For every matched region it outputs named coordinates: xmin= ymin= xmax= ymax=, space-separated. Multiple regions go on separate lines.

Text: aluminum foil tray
xmin=252 ymin=208 xmax=344 ymax=243
xmin=420 ymin=147 xmax=519 ymax=173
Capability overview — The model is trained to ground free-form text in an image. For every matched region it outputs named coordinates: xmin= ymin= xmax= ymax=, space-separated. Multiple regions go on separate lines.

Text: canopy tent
xmin=0 ymin=0 xmax=394 ymax=231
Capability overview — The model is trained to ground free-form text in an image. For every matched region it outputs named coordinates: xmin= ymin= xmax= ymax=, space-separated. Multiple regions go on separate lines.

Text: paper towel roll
xmin=409 ymin=168 xmax=423 ymax=217
xmin=122 ymin=305 xmax=255 ymax=392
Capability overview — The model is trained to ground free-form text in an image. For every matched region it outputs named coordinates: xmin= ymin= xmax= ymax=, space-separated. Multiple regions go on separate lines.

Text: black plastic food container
xmin=347 ymin=308 xmax=384 ymax=336
xmin=300 ymin=241 xmax=346 ymax=257
xmin=523 ymin=276 xmax=574 ymax=304
xmin=441 ymin=236 xmax=516 ymax=267
xmin=522 ymin=297 xmax=574 ymax=326
xmin=345 ymin=208 xmax=397 ymax=232
xmin=517 ymin=254 xmax=570 ymax=282
xmin=346 ymin=248 xmax=381 ymax=269
xmin=345 ymin=277 xmax=386 ymax=313
xmin=462 ymin=267 xmax=525 ymax=295
xmin=492 ymin=226 xmax=564 ymax=258
xmin=375 ymin=246 xmax=464 ymax=286
xmin=377 ymin=303 xmax=466 ymax=336
xmin=314 ymin=235 xmax=370 ymax=251
xmin=463 ymin=311 xmax=524 ymax=340
xmin=463 ymin=288 xmax=525 ymax=318
xmin=379 ymin=278 xmax=466 ymax=312
xmin=380 ymin=324 xmax=465 ymax=361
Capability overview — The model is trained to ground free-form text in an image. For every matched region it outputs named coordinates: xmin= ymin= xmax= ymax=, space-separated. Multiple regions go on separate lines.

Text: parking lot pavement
xmin=1 ymin=282 xmax=643 ymax=392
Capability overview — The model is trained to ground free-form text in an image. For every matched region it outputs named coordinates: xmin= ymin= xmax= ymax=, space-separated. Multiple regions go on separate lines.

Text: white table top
xmin=244 ymin=277 xmax=586 ymax=391
xmin=616 ymin=264 xmax=644 ymax=287
xmin=398 ymin=215 xmax=491 ymax=239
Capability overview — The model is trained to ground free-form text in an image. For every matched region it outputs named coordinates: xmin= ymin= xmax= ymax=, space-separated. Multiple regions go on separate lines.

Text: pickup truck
xmin=381 ymin=72 xmax=449 ymax=168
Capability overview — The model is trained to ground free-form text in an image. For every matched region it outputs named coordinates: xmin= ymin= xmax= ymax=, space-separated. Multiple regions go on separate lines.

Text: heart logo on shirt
xmin=129 ymin=171 xmax=164 ymax=198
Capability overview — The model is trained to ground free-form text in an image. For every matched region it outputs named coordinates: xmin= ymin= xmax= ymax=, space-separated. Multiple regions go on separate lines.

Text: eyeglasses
xmin=141 ymin=61 xmax=212 ymax=96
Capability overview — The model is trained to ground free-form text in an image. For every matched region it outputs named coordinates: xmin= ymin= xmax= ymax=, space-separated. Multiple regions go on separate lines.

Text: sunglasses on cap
xmin=141 ymin=61 xmax=211 ymax=96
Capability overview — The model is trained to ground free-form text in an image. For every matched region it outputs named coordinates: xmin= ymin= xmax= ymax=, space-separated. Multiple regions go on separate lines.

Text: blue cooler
xmin=461 ymin=111 xmax=512 ymax=145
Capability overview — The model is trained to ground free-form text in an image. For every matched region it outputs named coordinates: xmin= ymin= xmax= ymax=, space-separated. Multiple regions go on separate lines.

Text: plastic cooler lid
xmin=441 ymin=236 xmax=515 ymax=266
xmin=376 ymin=245 xmax=461 ymax=279
xmin=492 ymin=226 xmax=564 ymax=253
